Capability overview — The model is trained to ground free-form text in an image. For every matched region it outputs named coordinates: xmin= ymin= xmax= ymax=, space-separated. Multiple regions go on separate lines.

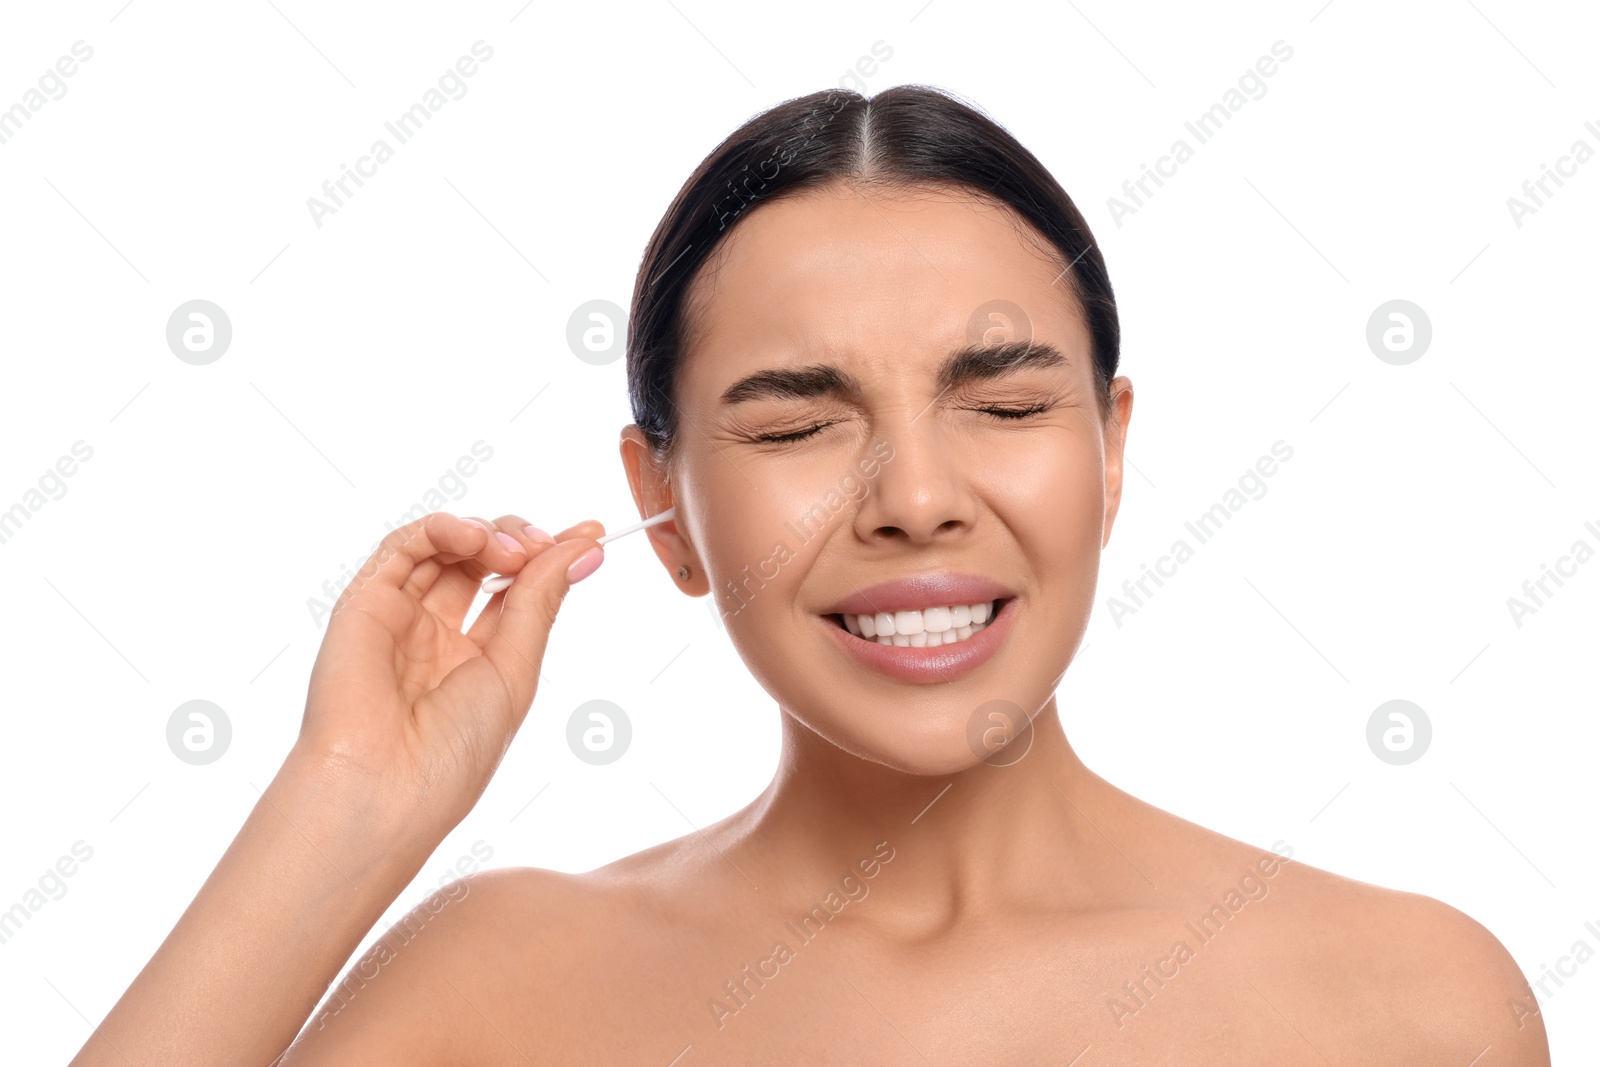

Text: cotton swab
xmin=479 ymin=506 xmax=677 ymax=595
xmin=595 ymin=505 xmax=678 ymax=546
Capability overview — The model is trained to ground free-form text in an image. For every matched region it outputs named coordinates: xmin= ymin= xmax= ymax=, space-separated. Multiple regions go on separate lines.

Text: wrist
xmin=270 ymin=744 xmax=445 ymax=891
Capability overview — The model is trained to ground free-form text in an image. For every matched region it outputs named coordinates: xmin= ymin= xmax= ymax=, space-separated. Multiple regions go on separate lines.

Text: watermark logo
xmin=166 ymin=300 xmax=232 ymax=365
xmin=967 ymin=298 xmax=1031 ymax=347
xmin=965 ymin=698 xmax=1033 ymax=767
xmin=1365 ymin=300 xmax=1431 ymax=365
xmin=1366 ymin=699 xmax=1430 ymax=765
xmin=567 ymin=299 xmax=626 ymax=366
xmin=166 ymin=699 xmax=232 ymax=765
xmin=567 ymin=699 xmax=631 ymax=765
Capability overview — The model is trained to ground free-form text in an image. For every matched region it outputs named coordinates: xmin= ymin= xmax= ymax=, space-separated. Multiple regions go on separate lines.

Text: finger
xmin=399 ymin=514 xmax=539 ymax=601
xmin=400 ymin=557 xmax=481 ymax=635
xmin=553 ymin=519 xmax=606 ymax=542
xmin=462 ymin=514 xmax=542 ymax=573
xmin=464 ymin=579 xmax=520 ymax=655
xmin=418 ymin=562 xmax=491 ymax=633
xmin=470 ymin=519 xmax=595 ymax=597
xmin=474 ymin=537 xmax=605 ymax=715
xmin=420 ymin=517 xmax=558 ymax=621
xmin=338 ymin=512 xmax=488 ymax=616
xmin=504 ymin=517 xmax=559 ymax=548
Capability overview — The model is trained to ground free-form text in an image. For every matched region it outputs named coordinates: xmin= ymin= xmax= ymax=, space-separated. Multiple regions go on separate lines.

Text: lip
xmin=820 ymin=572 xmax=1015 ymax=616
xmin=822 ymin=595 xmax=1016 ymax=684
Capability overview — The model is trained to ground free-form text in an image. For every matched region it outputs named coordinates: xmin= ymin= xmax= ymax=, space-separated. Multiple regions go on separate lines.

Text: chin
xmin=804 ymin=710 xmax=1027 ymax=779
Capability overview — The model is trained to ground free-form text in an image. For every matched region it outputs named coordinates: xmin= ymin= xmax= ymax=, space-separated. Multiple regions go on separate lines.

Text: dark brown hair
xmin=626 ymin=83 xmax=1119 ymax=464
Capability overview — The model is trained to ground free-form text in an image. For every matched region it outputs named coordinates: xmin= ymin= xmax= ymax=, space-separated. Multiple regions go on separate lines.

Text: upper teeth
xmin=840 ymin=601 xmax=995 ymax=647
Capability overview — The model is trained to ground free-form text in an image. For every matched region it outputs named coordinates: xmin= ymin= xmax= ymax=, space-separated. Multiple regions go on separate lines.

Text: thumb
xmin=476 ymin=538 xmax=604 ymax=714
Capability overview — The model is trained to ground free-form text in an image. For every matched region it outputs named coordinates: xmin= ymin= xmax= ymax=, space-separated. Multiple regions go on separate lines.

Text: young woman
xmin=75 ymin=85 xmax=1550 ymax=1065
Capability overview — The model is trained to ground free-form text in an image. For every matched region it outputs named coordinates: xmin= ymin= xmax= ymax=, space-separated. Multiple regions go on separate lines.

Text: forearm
xmin=71 ymin=749 xmax=436 ymax=1066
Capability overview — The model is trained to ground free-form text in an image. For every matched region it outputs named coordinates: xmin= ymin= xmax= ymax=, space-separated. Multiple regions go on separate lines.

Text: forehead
xmin=679 ymin=184 xmax=1089 ymax=387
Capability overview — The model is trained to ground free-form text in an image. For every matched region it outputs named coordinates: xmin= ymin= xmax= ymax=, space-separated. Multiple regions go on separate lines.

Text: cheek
xmin=693 ymin=457 xmax=831 ymax=614
xmin=986 ymin=428 xmax=1106 ymax=535
xmin=705 ymin=524 xmax=817 ymax=703
xmin=985 ymin=430 xmax=1107 ymax=628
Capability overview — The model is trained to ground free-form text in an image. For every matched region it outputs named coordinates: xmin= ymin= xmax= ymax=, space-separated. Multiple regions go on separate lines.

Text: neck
xmin=739 ymin=697 xmax=1138 ymax=931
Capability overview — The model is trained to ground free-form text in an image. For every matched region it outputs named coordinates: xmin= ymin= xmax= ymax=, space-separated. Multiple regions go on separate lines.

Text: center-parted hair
xmin=626 ymin=84 xmax=1120 ymax=465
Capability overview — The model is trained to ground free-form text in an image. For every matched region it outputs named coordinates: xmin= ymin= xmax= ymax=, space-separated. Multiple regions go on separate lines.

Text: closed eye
xmin=752 ymin=404 xmax=1052 ymax=443
xmin=973 ymin=403 xmax=1052 ymax=421
xmin=754 ymin=422 xmax=834 ymax=443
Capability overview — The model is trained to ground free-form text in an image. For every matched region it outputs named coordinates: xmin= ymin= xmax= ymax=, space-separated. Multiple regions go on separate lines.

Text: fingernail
xmin=462 ymin=517 xmax=490 ymax=533
xmin=523 ymin=525 xmax=556 ymax=545
xmin=566 ymin=546 xmax=604 ymax=584
xmin=495 ymin=532 xmax=525 ymax=554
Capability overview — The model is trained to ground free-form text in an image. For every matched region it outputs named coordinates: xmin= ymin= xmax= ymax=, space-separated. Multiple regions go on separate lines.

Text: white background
xmin=0 ymin=0 xmax=1595 ymax=1061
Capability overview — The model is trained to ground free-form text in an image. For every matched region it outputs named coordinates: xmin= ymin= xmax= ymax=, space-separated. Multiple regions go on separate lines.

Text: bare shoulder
xmin=1237 ymin=853 xmax=1550 ymax=1065
xmin=278 ymin=837 xmax=713 ymax=1065
xmin=1109 ymin=791 xmax=1549 ymax=1064
xmin=276 ymin=862 xmax=662 ymax=1065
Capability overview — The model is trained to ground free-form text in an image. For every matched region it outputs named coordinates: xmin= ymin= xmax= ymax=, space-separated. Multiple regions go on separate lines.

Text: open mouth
xmin=829 ymin=598 xmax=1010 ymax=647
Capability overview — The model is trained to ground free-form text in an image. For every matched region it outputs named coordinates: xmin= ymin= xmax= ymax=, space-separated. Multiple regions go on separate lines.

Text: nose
xmin=851 ymin=406 xmax=980 ymax=547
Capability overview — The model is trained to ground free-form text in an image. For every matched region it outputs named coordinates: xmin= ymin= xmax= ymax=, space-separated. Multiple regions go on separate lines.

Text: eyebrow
xmin=718 ymin=340 xmax=1068 ymax=407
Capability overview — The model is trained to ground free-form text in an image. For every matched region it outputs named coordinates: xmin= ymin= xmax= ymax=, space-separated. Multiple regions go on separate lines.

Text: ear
xmin=1100 ymin=377 xmax=1135 ymax=549
xmin=619 ymin=424 xmax=708 ymax=595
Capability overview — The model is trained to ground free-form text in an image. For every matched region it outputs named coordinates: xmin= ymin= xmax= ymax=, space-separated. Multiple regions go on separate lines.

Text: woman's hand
xmin=296 ymin=511 xmax=606 ymax=845
xmin=70 ymin=512 xmax=606 ymax=1067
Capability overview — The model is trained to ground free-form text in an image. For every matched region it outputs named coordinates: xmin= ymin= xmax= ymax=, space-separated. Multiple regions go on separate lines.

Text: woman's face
xmin=639 ymin=181 xmax=1131 ymax=776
